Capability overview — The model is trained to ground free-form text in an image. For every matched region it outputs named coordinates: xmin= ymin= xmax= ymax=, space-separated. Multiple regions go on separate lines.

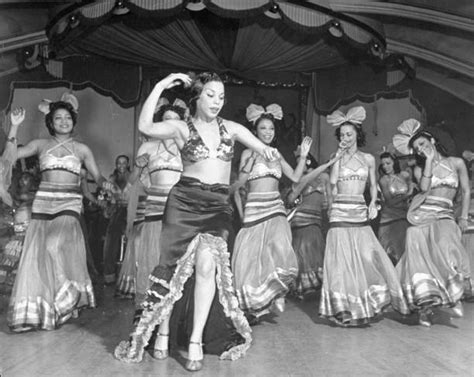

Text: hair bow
xmin=392 ymin=118 xmax=421 ymax=155
xmin=246 ymin=103 xmax=283 ymax=124
xmin=38 ymin=92 xmax=79 ymax=115
xmin=154 ymin=97 xmax=189 ymax=114
xmin=326 ymin=106 xmax=366 ymax=127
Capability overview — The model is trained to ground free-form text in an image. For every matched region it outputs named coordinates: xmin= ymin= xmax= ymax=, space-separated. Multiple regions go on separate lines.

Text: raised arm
xmin=455 ymin=157 xmax=471 ymax=232
xmin=281 ymin=137 xmax=313 ymax=183
xmin=138 ymin=73 xmax=192 ymax=141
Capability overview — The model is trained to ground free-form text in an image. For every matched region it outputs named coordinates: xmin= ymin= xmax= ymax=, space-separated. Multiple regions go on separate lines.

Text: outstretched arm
xmin=456 ymin=157 xmax=471 ymax=232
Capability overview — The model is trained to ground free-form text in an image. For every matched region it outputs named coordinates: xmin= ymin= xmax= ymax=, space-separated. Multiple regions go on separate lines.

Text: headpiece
xmin=38 ymin=92 xmax=79 ymax=115
xmin=246 ymin=103 xmax=283 ymax=124
xmin=326 ymin=106 xmax=366 ymax=127
xmin=392 ymin=119 xmax=421 ymax=155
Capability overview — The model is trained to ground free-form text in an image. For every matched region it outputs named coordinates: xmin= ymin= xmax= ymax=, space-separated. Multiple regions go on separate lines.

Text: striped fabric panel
xmin=133 ymin=197 xmax=147 ymax=225
xmin=144 ymin=185 xmax=172 ymax=220
xmin=32 ymin=183 xmax=82 ymax=218
xmin=116 ymin=276 xmax=136 ymax=299
xmin=291 ymin=209 xmax=322 ymax=228
xmin=236 ymin=268 xmax=297 ymax=313
xmin=242 ymin=191 xmax=286 ymax=227
xmin=330 ymin=194 xmax=367 ymax=223
xmin=417 ymin=195 xmax=454 ymax=220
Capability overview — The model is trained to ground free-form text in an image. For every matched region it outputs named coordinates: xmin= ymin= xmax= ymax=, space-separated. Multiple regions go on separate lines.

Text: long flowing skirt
xmin=114 ymin=176 xmax=251 ymax=363
xmin=319 ymin=194 xmax=409 ymax=326
xmin=462 ymin=212 xmax=474 ymax=295
xmin=378 ymin=205 xmax=409 ymax=264
xmin=291 ymin=208 xmax=325 ymax=295
xmin=232 ymin=191 xmax=298 ymax=316
xmin=7 ymin=182 xmax=95 ymax=332
xmin=103 ymin=204 xmax=127 ymax=284
xmin=115 ymin=196 xmax=147 ymax=299
xmin=398 ymin=195 xmax=471 ymax=309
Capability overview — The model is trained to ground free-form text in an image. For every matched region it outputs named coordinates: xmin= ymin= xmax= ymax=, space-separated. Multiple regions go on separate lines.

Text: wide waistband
xmin=178 ymin=175 xmax=229 ymax=194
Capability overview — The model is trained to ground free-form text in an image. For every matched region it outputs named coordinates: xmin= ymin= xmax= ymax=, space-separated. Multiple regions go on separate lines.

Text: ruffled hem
xmin=114 ymin=233 xmax=252 ymax=363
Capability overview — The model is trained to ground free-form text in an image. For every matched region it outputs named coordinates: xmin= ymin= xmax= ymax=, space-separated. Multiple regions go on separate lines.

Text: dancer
xmin=4 ymin=100 xmax=110 ymax=332
xmin=231 ymin=104 xmax=313 ymax=318
xmin=378 ymin=152 xmax=414 ymax=264
xmin=116 ymin=101 xmax=185 ymax=311
xmin=393 ymin=120 xmax=471 ymax=326
xmin=319 ymin=106 xmax=409 ymax=327
xmin=115 ymin=72 xmax=279 ymax=371
xmin=286 ymin=152 xmax=334 ymax=298
xmin=461 ymin=150 xmax=474 ymax=290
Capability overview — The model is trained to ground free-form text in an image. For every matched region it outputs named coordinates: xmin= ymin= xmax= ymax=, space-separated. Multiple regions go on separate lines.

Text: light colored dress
xmin=232 ymin=154 xmax=298 ymax=317
xmin=8 ymin=140 xmax=95 ymax=331
xmin=397 ymin=159 xmax=471 ymax=309
xmin=319 ymin=155 xmax=409 ymax=326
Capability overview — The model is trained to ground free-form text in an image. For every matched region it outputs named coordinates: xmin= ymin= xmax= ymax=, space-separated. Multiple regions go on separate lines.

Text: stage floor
xmin=0 ymin=286 xmax=473 ymax=377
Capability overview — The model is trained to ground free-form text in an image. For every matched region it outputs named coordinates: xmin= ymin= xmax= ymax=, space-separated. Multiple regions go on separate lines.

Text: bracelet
xmin=7 ymin=137 xmax=16 ymax=143
xmin=240 ymin=169 xmax=251 ymax=174
xmin=422 ymin=173 xmax=432 ymax=179
xmin=459 ymin=216 xmax=469 ymax=221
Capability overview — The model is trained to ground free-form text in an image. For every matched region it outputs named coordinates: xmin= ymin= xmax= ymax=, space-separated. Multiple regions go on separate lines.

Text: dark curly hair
xmin=188 ymin=72 xmax=224 ymax=116
xmin=334 ymin=122 xmax=366 ymax=147
xmin=378 ymin=152 xmax=401 ymax=176
xmin=154 ymin=103 xmax=186 ymax=122
xmin=408 ymin=130 xmax=448 ymax=167
xmin=253 ymin=113 xmax=278 ymax=147
xmin=45 ymin=101 xmax=77 ymax=136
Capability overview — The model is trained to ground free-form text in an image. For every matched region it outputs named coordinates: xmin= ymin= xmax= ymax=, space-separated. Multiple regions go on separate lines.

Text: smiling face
xmin=196 ymin=80 xmax=225 ymax=119
xmin=412 ymin=135 xmax=434 ymax=157
xmin=381 ymin=157 xmax=394 ymax=175
xmin=52 ymin=108 xmax=74 ymax=136
xmin=255 ymin=118 xmax=275 ymax=145
xmin=115 ymin=156 xmax=129 ymax=174
xmin=339 ymin=124 xmax=357 ymax=149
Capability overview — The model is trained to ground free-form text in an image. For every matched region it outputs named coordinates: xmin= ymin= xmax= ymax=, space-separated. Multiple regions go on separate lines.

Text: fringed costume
xmin=115 ymin=117 xmax=251 ymax=363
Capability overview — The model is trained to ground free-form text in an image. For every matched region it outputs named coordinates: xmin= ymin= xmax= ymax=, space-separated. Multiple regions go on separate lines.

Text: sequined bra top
xmin=387 ymin=175 xmax=409 ymax=195
xmin=181 ymin=117 xmax=234 ymax=163
xmin=431 ymin=159 xmax=458 ymax=189
xmin=148 ymin=140 xmax=183 ymax=173
xmin=248 ymin=154 xmax=282 ymax=181
xmin=39 ymin=138 xmax=81 ymax=176
xmin=337 ymin=154 xmax=368 ymax=182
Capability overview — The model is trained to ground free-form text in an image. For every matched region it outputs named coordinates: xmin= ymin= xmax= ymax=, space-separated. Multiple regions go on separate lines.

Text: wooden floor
xmin=0 ymin=287 xmax=473 ymax=377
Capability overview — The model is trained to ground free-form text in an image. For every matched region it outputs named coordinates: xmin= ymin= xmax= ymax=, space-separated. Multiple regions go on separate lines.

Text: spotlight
xmin=370 ymin=40 xmax=385 ymax=59
xmin=113 ymin=0 xmax=130 ymax=15
xmin=270 ymin=3 xmax=279 ymax=13
xmin=68 ymin=14 xmax=80 ymax=28
xmin=328 ymin=19 xmax=343 ymax=38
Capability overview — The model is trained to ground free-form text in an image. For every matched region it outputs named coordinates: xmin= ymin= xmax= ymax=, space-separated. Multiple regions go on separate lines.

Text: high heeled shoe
xmin=185 ymin=341 xmax=203 ymax=372
xmin=452 ymin=302 xmax=464 ymax=318
xmin=418 ymin=310 xmax=432 ymax=327
xmin=152 ymin=333 xmax=169 ymax=360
